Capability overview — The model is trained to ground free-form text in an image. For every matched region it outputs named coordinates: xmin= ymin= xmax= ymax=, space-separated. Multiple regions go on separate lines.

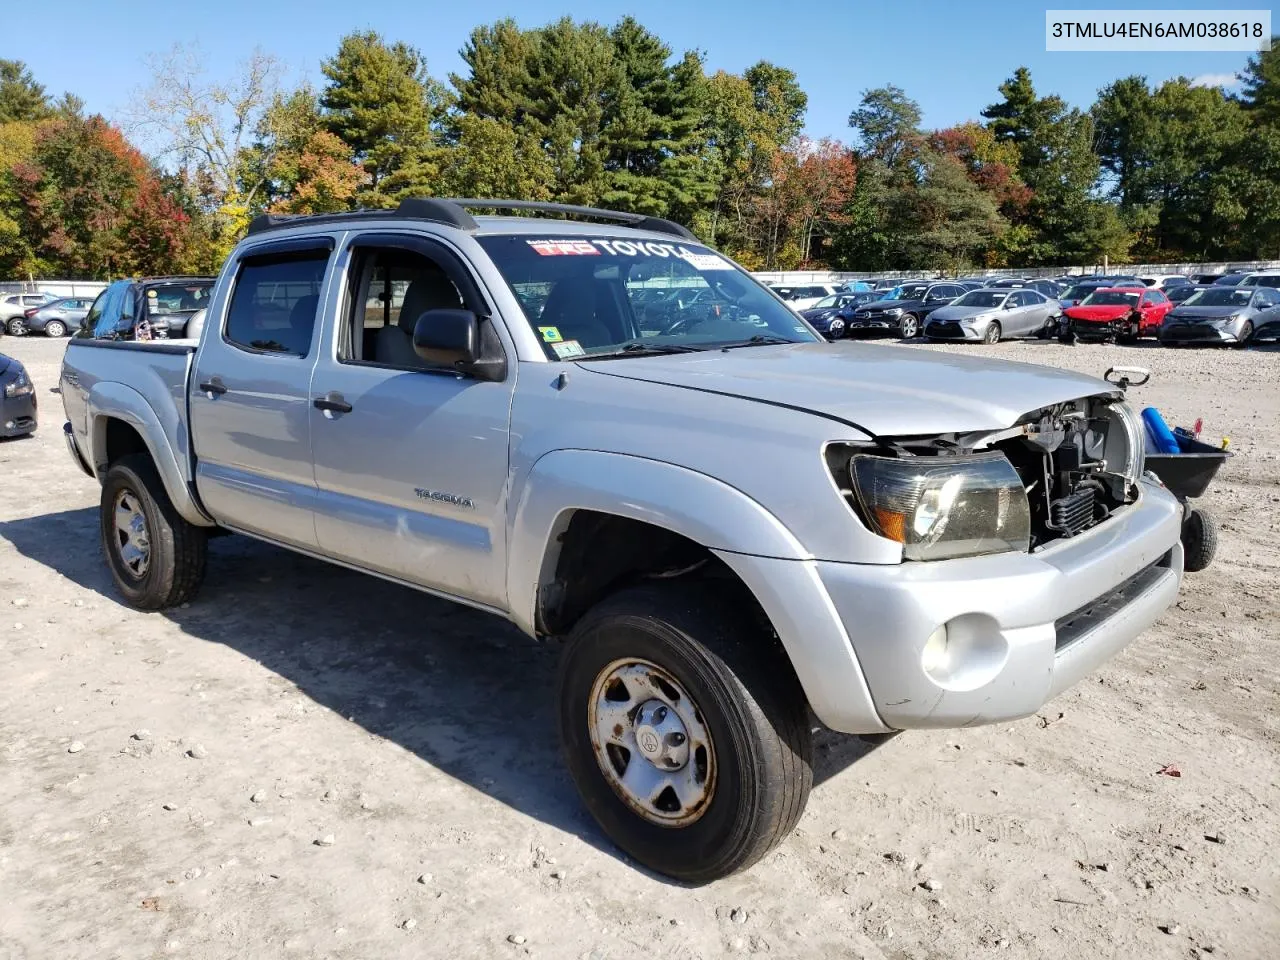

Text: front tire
xmin=898 ymin=314 xmax=919 ymax=339
xmin=983 ymin=321 xmax=1002 ymax=344
xmin=1233 ymin=320 xmax=1253 ymax=349
xmin=1181 ymin=508 xmax=1218 ymax=573
xmin=100 ymin=454 xmax=207 ymax=610
xmin=44 ymin=319 xmax=66 ymax=338
xmin=557 ymin=582 xmax=812 ymax=883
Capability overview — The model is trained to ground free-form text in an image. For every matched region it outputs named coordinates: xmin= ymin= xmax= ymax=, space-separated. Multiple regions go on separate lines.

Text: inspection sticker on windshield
xmin=538 ymin=326 xmax=563 ymax=342
xmin=551 ymin=339 xmax=585 ymax=359
xmin=680 ymin=252 xmax=734 ymax=271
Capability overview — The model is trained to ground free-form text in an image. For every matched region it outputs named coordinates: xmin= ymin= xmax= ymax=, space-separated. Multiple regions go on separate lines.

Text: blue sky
xmin=7 ymin=0 xmax=1262 ymax=140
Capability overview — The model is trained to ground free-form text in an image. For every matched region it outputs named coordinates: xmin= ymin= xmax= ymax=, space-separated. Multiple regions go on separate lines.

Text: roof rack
xmin=245 ymin=197 xmax=698 ymax=242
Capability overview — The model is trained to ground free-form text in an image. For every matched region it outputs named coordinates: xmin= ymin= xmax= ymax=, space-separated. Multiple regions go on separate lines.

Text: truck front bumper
xmin=717 ymin=479 xmax=1183 ymax=734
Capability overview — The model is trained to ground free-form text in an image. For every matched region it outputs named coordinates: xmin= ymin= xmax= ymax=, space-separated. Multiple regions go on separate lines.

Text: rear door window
xmin=224 ymin=252 xmax=329 ymax=357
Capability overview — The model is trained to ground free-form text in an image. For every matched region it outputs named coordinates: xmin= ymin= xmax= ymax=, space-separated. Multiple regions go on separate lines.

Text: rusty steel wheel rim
xmin=588 ymin=658 xmax=716 ymax=827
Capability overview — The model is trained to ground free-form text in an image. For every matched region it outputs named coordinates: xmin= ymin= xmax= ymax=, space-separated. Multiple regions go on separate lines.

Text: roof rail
xmin=444 ymin=198 xmax=698 ymax=241
xmin=245 ymin=197 xmax=698 ymax=242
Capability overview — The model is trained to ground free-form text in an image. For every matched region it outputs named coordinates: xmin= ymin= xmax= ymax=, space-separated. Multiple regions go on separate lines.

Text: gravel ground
xmin=1 ymin=334 xmax=1277 ymax=960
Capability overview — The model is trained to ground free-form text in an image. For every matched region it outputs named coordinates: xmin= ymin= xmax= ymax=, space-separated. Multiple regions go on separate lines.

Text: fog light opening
xmin=920 ymin=614 xmax=1010 ymax=692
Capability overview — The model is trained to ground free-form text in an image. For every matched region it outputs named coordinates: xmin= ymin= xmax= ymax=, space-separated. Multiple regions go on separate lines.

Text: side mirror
xmin=413 ymin=309 xmax=479 ymax=368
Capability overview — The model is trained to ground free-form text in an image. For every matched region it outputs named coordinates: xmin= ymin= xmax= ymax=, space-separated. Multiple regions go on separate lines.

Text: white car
xmin=1 ymin=292 xmax=60 ymax=329
xmin=769 ymin=283 xmax=841 ymax=311
xmin=1137 ymin=274 xmax=1192 ymax=292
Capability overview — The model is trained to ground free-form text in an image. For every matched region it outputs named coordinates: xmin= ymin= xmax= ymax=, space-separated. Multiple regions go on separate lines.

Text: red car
xmin=1064 ymin=286 xmax=1173 ymax=342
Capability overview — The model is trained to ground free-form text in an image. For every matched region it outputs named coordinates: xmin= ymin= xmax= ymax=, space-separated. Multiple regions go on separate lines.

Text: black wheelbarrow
xmin=1104 ymin=367 xmax=1231 ymax=573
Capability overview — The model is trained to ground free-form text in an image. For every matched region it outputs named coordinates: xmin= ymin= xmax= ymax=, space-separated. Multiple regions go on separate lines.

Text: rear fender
xmin=87 ymin=381 xmax=214 ymax=527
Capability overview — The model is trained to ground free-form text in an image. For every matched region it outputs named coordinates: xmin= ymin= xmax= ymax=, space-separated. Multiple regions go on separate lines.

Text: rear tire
xmin=6 ymin=317 xmax=26 ymax=336
xmin=100 ymin=454 xmax=207 ymax=610
xmin=44 ymin=320 xmax=66 ymax=338
xmin=1181 ymin=508 xmax=1218 ymax=573
xmin=557 ymin=582 xmax=812 ymax=883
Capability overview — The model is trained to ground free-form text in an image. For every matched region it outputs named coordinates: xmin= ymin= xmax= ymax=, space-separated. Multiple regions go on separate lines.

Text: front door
xmin=308 ymin=233 xmax=515 ymax=609
xmin=189 ymin=238 xmax=336 ymax=549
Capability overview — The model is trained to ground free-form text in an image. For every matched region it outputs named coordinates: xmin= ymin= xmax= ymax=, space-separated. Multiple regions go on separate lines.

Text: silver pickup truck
xmin=61 ymin=198 xmax=1184 ymax=882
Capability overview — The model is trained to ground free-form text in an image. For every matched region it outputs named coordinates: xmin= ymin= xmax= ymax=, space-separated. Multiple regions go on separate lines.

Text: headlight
xmin=4 ymin=374 xmax=33 ymax=398
xmin=1211 ymin=315 xmax=1237 ymax=326
xmin=849 ymin=453 xmax=1030 ymax=560
xmin=885 ymin=308 xmax=903 ymax=316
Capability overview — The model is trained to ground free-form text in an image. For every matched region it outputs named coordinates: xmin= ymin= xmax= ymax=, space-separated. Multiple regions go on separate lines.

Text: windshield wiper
xmin=717 ymin=335 xmax=797 ymax=351
xmin=578 ymin=342 xmax=707 ymax=360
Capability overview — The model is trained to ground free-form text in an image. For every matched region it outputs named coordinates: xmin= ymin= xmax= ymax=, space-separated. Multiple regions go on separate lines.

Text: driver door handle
xmin=313 ymin=392 xmax=353 ymax=414
xmin=198 ymin=377 xmax=227 ymax=396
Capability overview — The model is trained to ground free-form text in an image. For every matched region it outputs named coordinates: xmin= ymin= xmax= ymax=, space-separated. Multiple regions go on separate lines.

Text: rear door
xmin=307 ymin=231 xmax=516 ymax=608
xmin=189 ymin=236 xmax=337 ymax=549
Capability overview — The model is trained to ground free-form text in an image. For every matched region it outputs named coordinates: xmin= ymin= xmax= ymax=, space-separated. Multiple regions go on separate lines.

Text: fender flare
xmin=87 ymin=382 xmax=215 ymax=527
xmin=506 ymin=449 xmax=809 ymax=636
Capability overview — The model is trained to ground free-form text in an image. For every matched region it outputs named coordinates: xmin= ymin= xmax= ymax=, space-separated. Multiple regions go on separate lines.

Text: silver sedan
xmin=1160 ymin=285 xmax=1280 ymax=346
xmin=923 ymin=288 xmax=1061 ymax=343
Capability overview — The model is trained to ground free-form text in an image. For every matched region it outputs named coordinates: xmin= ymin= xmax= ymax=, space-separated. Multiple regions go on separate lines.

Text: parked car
xmin=2 ymin=292 xmax=60 ymax=332
xmin=1160 ymin=284 xmax=1280 ymax=346
xmin=23 ymin=296 xmax=96 ymax=337
xmin=799 ymin=292 xmax=879 ymax=340
xmin=80 ymin=276 xmax=215 ymax=341
xmin=768 ymin=283 xmax=841 ymax=311
xmin=871 ymin=277 xmax=909 ymax=290
xmin=1188 ymin=272 xmax=1224 ymax=285
xmin=1165 ymin=284 xmax=1204 ymax=305
xmin=924 ymin=288 xmax=1061 ymax=343
xmin=1058 ymin=279 xmax=1114 ymax=309
xmin=1211 ymin=273 xmax=1250 ymax=286
xmin=1237 ymin=272 xmax=1280 ymax=290
xmin=846 ymin=281 xmax=967 ymax=339
xmin=1065 ymin=287 xmax=1172 ymax=342
xmin=57 ymin=196 xmax=1185 ymax=883
xmin=0 ymin=351 xmax=36 ymax=437
xmin=837 ymin=280 xmax=873 ymax=293
xmin=1137 ymin=274 xmax=1192 ymax=291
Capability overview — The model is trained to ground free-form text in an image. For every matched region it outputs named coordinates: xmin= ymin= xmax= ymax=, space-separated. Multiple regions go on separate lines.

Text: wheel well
xmin=103 ymin=418 xmax=149 ymax=468
xmin=538 ymin=511 xmax=759 ymax=637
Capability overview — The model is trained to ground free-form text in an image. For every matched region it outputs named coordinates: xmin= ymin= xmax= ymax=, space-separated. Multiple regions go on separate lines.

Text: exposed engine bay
xmin=866 ymin=394 xmax=1144 ymax=550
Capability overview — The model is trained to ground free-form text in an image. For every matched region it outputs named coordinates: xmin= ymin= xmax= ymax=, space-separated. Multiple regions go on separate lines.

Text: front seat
xmin=376 ymin=271 xmax=462 ymax=368
xmin=539 ymin=279 xmax=618 ymax=349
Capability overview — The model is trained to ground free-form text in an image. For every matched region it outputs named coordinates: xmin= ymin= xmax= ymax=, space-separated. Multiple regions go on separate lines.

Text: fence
xmin=751 ymin=260 xmax=1280 ymax=285
xmin=0 ymin=279 xmax=109 ymax=299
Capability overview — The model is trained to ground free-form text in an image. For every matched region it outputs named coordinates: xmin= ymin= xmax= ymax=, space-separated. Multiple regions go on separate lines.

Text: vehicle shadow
xmin=0 ymin=507 xmax=882 ymax=876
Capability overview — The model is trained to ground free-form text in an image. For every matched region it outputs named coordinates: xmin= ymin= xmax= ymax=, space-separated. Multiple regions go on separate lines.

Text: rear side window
xmin=225 ymin=252 xmax=328 ymax=357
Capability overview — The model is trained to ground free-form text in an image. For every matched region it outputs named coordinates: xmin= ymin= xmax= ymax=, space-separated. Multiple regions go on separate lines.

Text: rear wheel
xmin=43 ymin=319 xmax=66 ymax=338
xmin=983 ymin=322 xmax=1002 ymax=344
xmin=100 ymin=454 xmax=207 ymax=610
xmin=557 ymin=582 xmax=812 ymax=883
xmin=6 ymin=317 xmax=26 ymax=336
xmin=898 ymin=314 xmax=919 ymax=339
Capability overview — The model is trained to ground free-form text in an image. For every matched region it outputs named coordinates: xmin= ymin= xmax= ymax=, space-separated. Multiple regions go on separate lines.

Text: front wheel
xmin=43 ymin=319 xmax=66 ymax=338
xmin=1181 ymin=508 xmax=1218 ymax=573
xmin=983 ymin=321 xmax=1002 ymax=344
xmin=898 ymin=314 xmax=919 ymax=339
xmin=6 ymin=317 xmax=26 ymax=336
xmin=557 ymin=583 xmax=812 ymax=883
xmin=100 ymin=454 xmax=208 ymax=610
xmin=1233 ymin=320 xmax=1253 ymax=349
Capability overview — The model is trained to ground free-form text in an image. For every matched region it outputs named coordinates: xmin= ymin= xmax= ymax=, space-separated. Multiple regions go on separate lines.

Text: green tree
xmin=1092 ymin=75 xmax=1155 ymax=209
xmin=1240 ymin=38 xmax=1280 ymax=125
xmin=0 ymin=60 xmax=51 ymax=123
xmin=848 ymin=85 xmax=921 ymax=167
xmin=904 ymin=152 xmax=1006 ymax=270
xmin=320 ymin=31 xmax=450 ymax=204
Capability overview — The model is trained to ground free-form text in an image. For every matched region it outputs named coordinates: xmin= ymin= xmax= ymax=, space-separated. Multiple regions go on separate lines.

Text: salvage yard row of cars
xmin=780 ymin=271 xmax=1280 ymax=347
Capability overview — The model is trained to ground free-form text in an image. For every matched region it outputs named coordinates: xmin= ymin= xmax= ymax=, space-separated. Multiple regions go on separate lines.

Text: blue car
xmin=799 ymin=291 xmax=885 ymax=340
xmin=1 ymin=352 xmax=36 ymax=438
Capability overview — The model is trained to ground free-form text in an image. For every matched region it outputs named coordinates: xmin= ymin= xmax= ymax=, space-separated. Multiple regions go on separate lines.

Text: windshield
xmin=893 ymin=283 xmax=930 ymax=300
xmin=1081 ymin=291 xmax=1139 ymax=306
xmin=1062 ymin=284 xmax=1101 ymax=300
xmin=1213 ymin=274 xmax=1246 ymax=286
xmin=476 ymin=235 xmax=819 ymax=358
xmin=1240 ymin=274 xmax=1280 ymax=287
xmin=952 ymin=290 xmax=1008 ymax=308
xmin=812 ymin=295 xmax=843 ymax=308
xmin=147 ymin=282 xmax=212 ymax=315
xmin=1183 ymin=287 xmax=1256 ymax=307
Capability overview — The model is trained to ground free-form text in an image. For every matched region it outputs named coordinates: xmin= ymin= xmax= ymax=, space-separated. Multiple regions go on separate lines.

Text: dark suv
xmin=79 ymin=276 xmax=215 ymax=341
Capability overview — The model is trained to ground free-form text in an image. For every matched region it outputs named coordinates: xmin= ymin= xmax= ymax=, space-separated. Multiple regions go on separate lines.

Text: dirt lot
xmin=1 ymin=333 xmax=1277 ymax=960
